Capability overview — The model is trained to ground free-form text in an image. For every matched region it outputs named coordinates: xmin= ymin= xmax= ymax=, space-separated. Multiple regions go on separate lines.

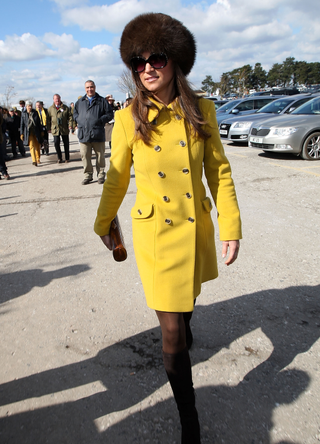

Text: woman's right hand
xmin=100 ymin=234 xmax=112 ymax=251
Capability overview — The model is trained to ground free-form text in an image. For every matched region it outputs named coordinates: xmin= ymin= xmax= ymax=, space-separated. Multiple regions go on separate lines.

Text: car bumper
xmin=248 ymin=134 xmax=301 ymax=154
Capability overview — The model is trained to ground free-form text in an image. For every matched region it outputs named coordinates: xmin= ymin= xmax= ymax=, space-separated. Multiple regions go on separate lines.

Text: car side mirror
xmin=231 ymin=109 xmax=239 ymax=114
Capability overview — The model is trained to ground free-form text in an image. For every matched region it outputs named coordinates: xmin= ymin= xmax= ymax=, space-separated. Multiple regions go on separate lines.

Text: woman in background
xmin=20 ymin=100 xmax=42 ymax=166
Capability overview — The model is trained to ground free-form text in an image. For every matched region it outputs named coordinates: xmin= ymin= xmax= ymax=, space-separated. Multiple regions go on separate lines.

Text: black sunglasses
xmin=130 ymin=53 xmax=168 ymax=73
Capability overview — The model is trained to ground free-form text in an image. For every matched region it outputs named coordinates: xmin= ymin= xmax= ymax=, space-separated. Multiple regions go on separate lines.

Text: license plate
xmin=220 ymin=130 xmax=228 ymax=135
xmin=250 ymin=137 xmax=263 ymax=143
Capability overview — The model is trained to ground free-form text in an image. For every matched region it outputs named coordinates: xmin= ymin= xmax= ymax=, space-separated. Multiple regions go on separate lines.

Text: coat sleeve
xmin=99 ymin=99 xmax=114 ymax=126
xmin=46 ymin=108 xmax=51 ymax=131
xmin=94 ymin=110 xmax=133 ymax=236
xmin=73 ymin=101 xmax=79 ymax=123
xmin=201 ymin=100 xmax=242 ymax=241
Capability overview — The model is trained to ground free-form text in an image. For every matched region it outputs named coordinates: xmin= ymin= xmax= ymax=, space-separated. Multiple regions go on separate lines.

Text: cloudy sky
xmin=0 ymin=0 xmax=319 ymax=107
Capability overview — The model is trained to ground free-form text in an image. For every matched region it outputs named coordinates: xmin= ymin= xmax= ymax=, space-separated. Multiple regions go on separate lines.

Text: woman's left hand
xmin=222 ymin=240 xmax=240 ymax=266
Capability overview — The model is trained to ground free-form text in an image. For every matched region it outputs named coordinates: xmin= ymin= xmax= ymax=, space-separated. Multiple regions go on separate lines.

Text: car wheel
xmin=301 ymin=132 xmax=320 ymax=160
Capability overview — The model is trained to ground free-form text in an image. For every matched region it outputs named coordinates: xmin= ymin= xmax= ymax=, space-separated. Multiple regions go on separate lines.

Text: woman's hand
xmin=222 ymin=240 xmax=240 ymax=266
xmin=100 ymin=234 xmax=113 ymax=251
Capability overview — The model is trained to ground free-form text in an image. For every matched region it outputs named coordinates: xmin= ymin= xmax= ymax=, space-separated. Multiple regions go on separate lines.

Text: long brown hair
xmin=130 ymin=64 xmax=210 ymax=145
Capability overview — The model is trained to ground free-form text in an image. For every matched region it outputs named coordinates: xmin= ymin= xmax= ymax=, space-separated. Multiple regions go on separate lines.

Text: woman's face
xmin=26 ymin=105 xmax=32 ymax=113
xmin=138 ymin=52 xmax=175 ymax=102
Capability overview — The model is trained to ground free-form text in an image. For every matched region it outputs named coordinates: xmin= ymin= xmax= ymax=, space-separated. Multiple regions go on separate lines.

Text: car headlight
xmin=270 ymin=127 xmax=298 ymax=136
xmin=231 ymin=121 xmax=252 ymax=129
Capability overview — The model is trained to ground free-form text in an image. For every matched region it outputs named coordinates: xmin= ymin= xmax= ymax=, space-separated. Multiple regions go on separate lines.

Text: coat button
xmin=154 ymin=145 xmax=161 ymax=152
xmin=188 ymin=217 xmax=195 ymax=223
xmin=186 ymin=193 xmax=192 ymax=199
xmin=165 ymin=218 xmax=172 ymax=225
xmin=158 ymin=171 xmax=165 ymax=178
xmin=138 ymin=209 xmax=142 ymax=215
xmin=175 ymin=115 xmax=182 ymax=120
xmin=163 ymin=196 xmax=170 ymax=202
xmin=182 ymin=168 xmax=189 ymax=174
xmin=179 ymin=140 xmax=186 ymax=147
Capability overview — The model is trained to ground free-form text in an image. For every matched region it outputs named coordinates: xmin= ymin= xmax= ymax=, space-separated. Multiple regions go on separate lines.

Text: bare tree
xmin=117 ymin=68 xmax=136 ymax=98
xmin=2 ymin=85 xmax=17 ymax=108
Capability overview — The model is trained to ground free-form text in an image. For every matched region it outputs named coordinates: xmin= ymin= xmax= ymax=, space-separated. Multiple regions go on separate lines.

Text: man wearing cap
xmin=74 ymin=80 xmax=113 ymax=184
xmin=7 ymin=108 xmax=26 ymax=158
xmin=47 ymin=94 xmax=73 ymax=163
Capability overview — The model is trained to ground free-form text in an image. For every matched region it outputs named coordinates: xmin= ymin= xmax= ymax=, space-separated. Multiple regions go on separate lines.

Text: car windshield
xmin=256 ymin=98 xmax=293 ymax=114
xmin=216 ymin=99 xmax=241 ymax=113
xmin=291 ymin=97 xmax=320 ymax=115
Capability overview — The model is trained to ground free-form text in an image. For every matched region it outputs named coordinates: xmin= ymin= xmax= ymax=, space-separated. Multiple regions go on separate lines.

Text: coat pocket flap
xmin=131 ymin=204 xmax=153 ymax=219
xmin=202 ymin=197 xmax=213 ymax=212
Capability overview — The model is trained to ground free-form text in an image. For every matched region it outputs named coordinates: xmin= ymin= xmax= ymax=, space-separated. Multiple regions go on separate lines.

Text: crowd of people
xmin=0 ymin=92 xmax=132 ymax=182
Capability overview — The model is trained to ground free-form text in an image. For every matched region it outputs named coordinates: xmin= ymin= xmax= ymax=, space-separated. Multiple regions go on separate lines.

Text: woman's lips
xmin=145 ymin=76 xmax=158 ymax=82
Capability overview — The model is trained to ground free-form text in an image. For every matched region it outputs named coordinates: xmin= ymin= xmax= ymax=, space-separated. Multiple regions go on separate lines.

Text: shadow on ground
xmin=0 ymin=284 xmax=319 ymax=443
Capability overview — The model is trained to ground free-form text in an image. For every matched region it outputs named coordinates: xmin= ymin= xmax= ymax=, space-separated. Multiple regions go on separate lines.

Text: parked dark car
xmin=250 ymin=88 xmax=300 ymax=96
xmin=215 ymin=96 xmax=282 ymax=125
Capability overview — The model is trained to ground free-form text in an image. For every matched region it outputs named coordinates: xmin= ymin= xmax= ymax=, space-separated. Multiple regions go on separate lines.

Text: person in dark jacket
xmin=73 ymin=80 xmax=113 ymax=184
xmin=36 ymin=101 xmax=49 ymax=155
xmin=7 ymin=108 xmax=26 ymax=158
xmin=20 ymin=101 xmax=43 ymax=166
xmin=0 ymin=108 xmax=10 ymax=179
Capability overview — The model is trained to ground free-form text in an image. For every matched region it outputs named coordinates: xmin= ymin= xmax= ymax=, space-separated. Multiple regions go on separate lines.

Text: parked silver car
xmin=219 ymin=94 xmax=316 ymax=143
xmin=215 ymin=96 xmax=281 ymax=125
xmin=248 ymin=96 xmax=320 ymax=160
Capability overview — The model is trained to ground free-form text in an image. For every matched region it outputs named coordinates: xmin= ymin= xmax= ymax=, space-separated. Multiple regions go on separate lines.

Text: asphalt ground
xmin=0 ymin=134 xmax=319 ymax=443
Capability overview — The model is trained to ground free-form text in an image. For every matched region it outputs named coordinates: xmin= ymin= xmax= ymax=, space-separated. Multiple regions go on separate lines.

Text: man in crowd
xmin=7 ymin=108 xmax=25 ymax=158
xmin=74 ymin=80 xmax=113 ymax=184
xmin=0 ymin=107 xmax=10 ymax=179
xmin=47 ymin=94 xmax=73 ymax=163
xmin=36 ymin=101 xmax=49 ymax=155
xmin=19 ymin=100 xmax=26 ymax=112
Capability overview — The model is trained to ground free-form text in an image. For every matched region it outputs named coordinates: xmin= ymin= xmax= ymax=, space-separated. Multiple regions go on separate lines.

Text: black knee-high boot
xmin=163 ymin=347 xmax=201 ymax=444
xmin=183 ymin=312 xmax=193 ymax=350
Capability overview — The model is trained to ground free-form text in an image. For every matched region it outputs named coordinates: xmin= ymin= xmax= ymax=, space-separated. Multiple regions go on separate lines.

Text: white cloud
xmin=0 ymin=34 xmax=51 ymax=62
xmin=43 ymin=33 xmax=80 ymax=56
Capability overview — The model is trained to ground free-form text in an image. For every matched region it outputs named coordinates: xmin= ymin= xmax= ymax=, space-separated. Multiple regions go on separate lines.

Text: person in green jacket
xmin=47 ymin=94 xmax=73 ymax=163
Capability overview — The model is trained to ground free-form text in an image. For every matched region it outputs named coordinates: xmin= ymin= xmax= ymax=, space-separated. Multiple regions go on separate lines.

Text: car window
xmin=292 ymin=97 xmax=320 ymax=114
xmin=284 ymin=97 xmax=313 ymax=113
xmin=235 ymin=100 xmax=254 ymax=112
xmin=256 ymin=98 xmax=292 ymax=113
xmin=216 ymin=99 xmax=242 ymax=113
xmin=254 ymin=98 xmax=275 ymax=109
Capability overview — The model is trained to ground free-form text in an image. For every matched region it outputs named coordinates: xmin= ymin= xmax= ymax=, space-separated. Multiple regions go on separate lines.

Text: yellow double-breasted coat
xmin=94 ymin=98 xmax=242 ymax=312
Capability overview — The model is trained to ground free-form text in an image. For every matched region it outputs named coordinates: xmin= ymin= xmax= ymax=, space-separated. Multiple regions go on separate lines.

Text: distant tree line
xmin=201 ymin=57 xmax=320 ymax=95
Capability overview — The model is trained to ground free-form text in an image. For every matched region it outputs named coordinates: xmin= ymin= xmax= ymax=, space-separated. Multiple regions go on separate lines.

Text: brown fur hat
xmin=120 ymin=13 xmax=196 ymax=76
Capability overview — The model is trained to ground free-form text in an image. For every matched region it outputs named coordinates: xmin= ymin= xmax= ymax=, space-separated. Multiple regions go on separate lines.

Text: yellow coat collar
xmin=147 ymin=97 xmax=182 ymax=123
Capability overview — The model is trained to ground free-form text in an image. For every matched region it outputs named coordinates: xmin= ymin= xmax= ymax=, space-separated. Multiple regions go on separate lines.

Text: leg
xmin=53 ymin=135 xmax=62 ymax=162
xmin=183 ymin=299 xmax=196 ymax=350
xmin=18 ymin=135 xmax=26 ymax=156
xmin=29 ymin=133 xmax=41 ymax=164
xmin=43 ymin=131 xmax=49 ymax=155
xmin=92 ymin=141 xmax=106 ymax=180
xmin=9 ymin=133 xmax=18 ymax=157
xmin=79 ymin=142 xmax=93 ymax=184
xmin=0 ymin=139 xmax=9 ymax=178
xmin=156 ymin=311 xmax=201 ymax=444
xmin=28 ymin=134 xmax=37 ymax=164
xmin=62 ymin=134 xmax=70 ymax=161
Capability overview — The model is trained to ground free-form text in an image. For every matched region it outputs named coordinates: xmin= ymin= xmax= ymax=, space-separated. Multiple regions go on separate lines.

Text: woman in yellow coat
xmin=94 ymin=13 xmax=241 ymax=444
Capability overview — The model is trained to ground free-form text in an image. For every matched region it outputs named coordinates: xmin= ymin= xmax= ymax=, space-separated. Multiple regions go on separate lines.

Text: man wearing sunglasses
xmin=74 ymin=80 xmax=113 ymax=185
